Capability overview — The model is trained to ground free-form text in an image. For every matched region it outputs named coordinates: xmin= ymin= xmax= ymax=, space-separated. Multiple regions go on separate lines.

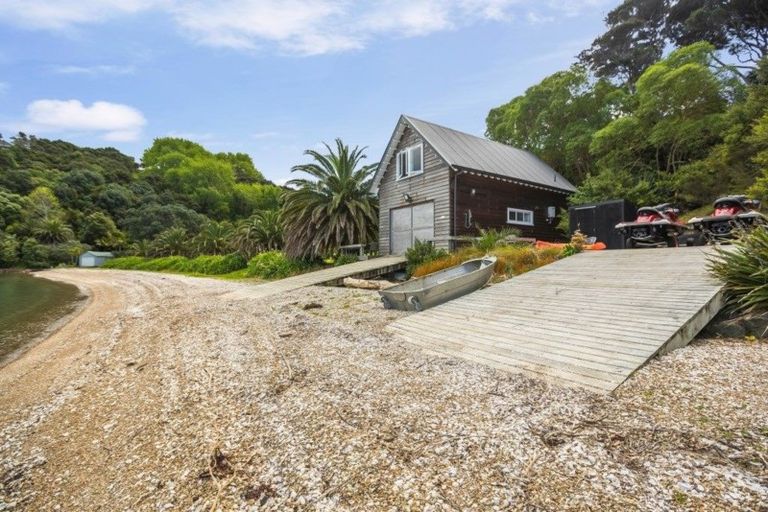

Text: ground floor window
xmin=507 ymin=207 xmax=534 ymax=226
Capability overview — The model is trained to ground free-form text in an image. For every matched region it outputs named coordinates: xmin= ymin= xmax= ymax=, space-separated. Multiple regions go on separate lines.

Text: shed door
xmin=390 ymin=202 xmax=434 ymax=254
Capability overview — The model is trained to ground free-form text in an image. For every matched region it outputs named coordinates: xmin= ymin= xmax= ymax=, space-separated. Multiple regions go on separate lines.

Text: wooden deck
xmin=388 ymin=247 xmax=724 ymax=393
xmin=228 ymin=256 xmax=406 ymax=299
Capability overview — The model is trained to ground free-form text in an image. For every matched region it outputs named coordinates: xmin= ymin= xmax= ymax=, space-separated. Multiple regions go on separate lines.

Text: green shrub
xmin=20 ymin=238 xmax=51 ymax=269
xmin=709 ymin=228 xmax=768 ymax=314
xmin=137 ymin=256 xmax=189 ymax=272
xmin=246 ymin=251 xmax=306 ymax=279
xmin=102 ymin=254 xmax=246 ymax=275
xmin=473 ymin=227 xmax=521 ymax=252
xmin=405 ymin=239 xmax=448 ymax=276
xmin=186 ymin=253 xmax=247 ymax=274
xmin=102 ymin=256 xmax=147 ymax=269
xmin=333 ymin=253 xmax=359 ymax=267
xmin=0 ymin=233 xmax=20 ymax=268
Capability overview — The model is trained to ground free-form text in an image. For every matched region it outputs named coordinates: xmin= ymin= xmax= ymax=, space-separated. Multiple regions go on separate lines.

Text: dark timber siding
xmin=454 ymin=173 xmax=568 ymax=241
xmin=378 ymin=126 xmax=451 ymax=254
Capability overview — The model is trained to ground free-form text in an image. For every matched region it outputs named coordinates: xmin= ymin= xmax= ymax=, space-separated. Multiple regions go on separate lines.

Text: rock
xmin=701 ymin=312 xmax=768 ymax=339
xmin=302 ymin=302 xmax=323 ymax=310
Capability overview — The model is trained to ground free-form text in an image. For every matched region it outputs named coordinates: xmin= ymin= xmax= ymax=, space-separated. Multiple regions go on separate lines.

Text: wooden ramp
xmin=227 ymin=255 xmax=406 ymax=300
xmin=388 ymin=248 xmax=725 ymax=393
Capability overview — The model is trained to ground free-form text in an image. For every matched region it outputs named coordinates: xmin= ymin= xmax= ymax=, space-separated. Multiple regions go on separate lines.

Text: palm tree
xmin=282 ymin=139 xmax=378 ymax=258
xmin=153 ymin=227 xmax=189 ymax=256
xmin=32 ymin=217 xmax=74 ymax=243
xmin=230 ymin=210 xmax=282 ymax=259
xmin=194 ymin=221 xmax=233 ymax=255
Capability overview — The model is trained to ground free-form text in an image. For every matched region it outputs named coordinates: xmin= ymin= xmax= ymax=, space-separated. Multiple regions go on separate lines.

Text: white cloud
xmin=19 ymin=99 xmax=146 ymax=141
xmin=172 ymin=0 xmax=364 ymax=55
xmin=53 ymin=64 xmax=136 ymax=75
xmin=0 ymin=0 xmax=611 ymax=55
xmin=0 ymin=0 xmax=159 ymax=30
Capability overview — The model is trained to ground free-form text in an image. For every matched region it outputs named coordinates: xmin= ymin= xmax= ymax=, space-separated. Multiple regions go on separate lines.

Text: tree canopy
xmin=489 ymin=6 xmax=768 ymax=210
xmin=282 ymin=139 xmax=378 ymax=259
xmin=0 ymin=133 xmax=284 ymax=268
xmin=580 ymin=0 xmax=768 ymax=85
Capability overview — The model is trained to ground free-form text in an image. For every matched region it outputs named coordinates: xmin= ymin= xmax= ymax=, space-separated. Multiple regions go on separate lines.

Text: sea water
xmin=0 ymin=272 xmax=84 ymax=364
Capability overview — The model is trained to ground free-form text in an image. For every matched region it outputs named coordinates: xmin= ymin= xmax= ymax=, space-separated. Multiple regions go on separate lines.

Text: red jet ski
xmin=615 ymin=203 xmax=688 ymax=248
xmin=687 ymin=195 xmax=766 ymax=243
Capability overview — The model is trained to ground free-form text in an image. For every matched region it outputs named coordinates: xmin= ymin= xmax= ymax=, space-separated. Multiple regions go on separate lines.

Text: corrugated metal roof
xmin=403 ymin=115 xmax=576 ymax=192
xmin=82 ymin=251 xmax=114 ymax=257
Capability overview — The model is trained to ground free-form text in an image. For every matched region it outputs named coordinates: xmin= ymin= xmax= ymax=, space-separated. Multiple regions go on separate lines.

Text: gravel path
xmin=0 ymin=269 xmax=766 ymax=511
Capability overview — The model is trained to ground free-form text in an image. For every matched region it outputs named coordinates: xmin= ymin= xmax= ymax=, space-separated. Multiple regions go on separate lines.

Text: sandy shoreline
xmin=0 ymin=268 xmax=766 ymax=511
xmin=0 ymin=273 xmax=90 ymax=370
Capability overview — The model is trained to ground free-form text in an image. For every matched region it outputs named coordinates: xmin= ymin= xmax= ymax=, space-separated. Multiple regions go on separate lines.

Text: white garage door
xmin=390 ymin=202 xmax=434 ymax=254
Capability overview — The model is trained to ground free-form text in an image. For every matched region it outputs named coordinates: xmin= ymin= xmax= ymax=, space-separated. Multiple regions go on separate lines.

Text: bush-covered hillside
xmin=487 ymin=0 xmax=768 ymax=209
xmin=0 ymin=134 xmax=283 ymax=268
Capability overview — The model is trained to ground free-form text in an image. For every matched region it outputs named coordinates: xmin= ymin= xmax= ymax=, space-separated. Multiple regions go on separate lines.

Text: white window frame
xmin=395 ymin=143 xmax=424 ymax=181
xmin=507 ymin=207 xmax=534 ymax=226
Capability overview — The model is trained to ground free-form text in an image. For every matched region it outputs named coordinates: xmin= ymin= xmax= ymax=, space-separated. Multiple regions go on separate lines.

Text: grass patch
xmin=411 ymin=244 xmax=563 ymax=280
xmin=102 ymin=253 xmax=247 ymax=276
xmin=245 ymin=250 xmax=316 ymax=279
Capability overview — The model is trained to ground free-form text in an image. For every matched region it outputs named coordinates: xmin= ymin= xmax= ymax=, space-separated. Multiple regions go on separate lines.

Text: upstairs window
xmin=396 ymin=143 xmax=423 ymax=180
xmin=507 ymin=207 xmax=534 ymax=226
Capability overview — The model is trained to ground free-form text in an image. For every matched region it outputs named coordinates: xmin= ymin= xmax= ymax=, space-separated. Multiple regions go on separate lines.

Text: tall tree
xmin=486 ymin=66 xmax=627 ymax=184
xmin=666 ymin=0 xmax=768 ymax=76
xmin=579 ymin=0 xmax=668 ymax=85
xmin=581 ymin=0 xmax=768 ymax=85
xmin=282 ymin=140 xmax=378 ymax=259
xmin=230 ymin=210 xmax=283 ymax=259
xmin=577 ymin=42 xmax=743 ymax=205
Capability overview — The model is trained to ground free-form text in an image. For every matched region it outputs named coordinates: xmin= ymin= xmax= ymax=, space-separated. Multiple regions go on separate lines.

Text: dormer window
xmin=396 ymin=143 xmax=423 ymax=180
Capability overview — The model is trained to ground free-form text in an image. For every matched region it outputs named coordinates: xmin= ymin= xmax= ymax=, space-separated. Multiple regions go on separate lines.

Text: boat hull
xmin=379 ymin=257 xmax=496 ymax=312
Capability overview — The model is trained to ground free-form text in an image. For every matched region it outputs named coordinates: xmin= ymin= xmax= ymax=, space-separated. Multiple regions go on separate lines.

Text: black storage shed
xmin=569 ymin=199 xmax=636 ymax=250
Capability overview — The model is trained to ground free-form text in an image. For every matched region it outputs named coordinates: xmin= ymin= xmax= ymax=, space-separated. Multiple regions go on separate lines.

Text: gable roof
xmin=82 ymin=251 xmax=114 ymax=257
xmin=372 ymin=115 xmax=576 ymax=194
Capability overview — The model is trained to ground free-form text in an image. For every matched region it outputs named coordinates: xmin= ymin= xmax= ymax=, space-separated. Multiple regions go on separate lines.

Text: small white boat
xmin=379 ymin=256 xmax=496 ymax=312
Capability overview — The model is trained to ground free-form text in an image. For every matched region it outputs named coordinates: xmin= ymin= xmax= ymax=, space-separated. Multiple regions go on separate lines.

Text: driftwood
xmin=342 ymin=277 xmax=396 ymax=290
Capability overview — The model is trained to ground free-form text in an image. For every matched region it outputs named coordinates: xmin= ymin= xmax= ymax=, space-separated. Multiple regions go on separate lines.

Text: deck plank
xmin=225 ymin=256 xmax=405 ymax=300
xmin=387 ymin=247 xmax=724 ymax=393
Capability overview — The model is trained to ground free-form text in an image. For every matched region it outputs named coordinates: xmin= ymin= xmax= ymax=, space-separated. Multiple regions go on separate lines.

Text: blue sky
xmin=0 ymin=1 xmax=614 ymax=184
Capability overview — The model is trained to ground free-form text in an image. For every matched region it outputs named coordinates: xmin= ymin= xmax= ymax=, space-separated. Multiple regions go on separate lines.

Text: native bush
xmin=103 ymin=253 xmax=247 ymax=275
xmin=411 ymin=245 xmax=563 ymax=279
xmin=102 ymin=256 xmax=147 ymax=269
xmin=333 ymin=253 xmax=359 ymax=267
xmin=187 ymin=253 xmax=247 ymax=274
xmin=246 ymin=250 xmax=308 ymax=279
xmin=405 ymin=239 xmax=448 ymax=276
xmin=709 ymin=228 xmax=768 ymax=314
xmin=473 ymin=227 xmax=521 ymax=253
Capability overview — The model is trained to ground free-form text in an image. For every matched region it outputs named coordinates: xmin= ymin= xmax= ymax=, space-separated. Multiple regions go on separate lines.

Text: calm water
xmin=0 ymin=272 xmax=84 ymax=364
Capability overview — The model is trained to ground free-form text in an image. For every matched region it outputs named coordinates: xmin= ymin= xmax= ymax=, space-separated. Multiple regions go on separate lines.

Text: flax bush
xmin=709 ymin=228 xmax=768 ymax=314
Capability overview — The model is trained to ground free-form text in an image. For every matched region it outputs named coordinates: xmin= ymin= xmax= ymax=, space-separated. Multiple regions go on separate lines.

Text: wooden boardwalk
xmin=388 ymin=248 xmax=724 ymax=393
xmin=227 ymin=256 xmax=406 ymax=300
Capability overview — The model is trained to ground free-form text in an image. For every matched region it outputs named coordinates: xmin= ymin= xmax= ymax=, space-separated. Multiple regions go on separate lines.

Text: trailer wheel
xmin=625 ymin=238 xmax=636 ymax=249
xmin=666 ymin=236 xmax=678 ymax=248
xmin=407 ymin=296 xmax=423 ymax=312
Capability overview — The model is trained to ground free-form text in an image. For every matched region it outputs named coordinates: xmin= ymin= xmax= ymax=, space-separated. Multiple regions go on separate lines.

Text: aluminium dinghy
xmin=379 ymin=256 xmax=496 ymax=312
